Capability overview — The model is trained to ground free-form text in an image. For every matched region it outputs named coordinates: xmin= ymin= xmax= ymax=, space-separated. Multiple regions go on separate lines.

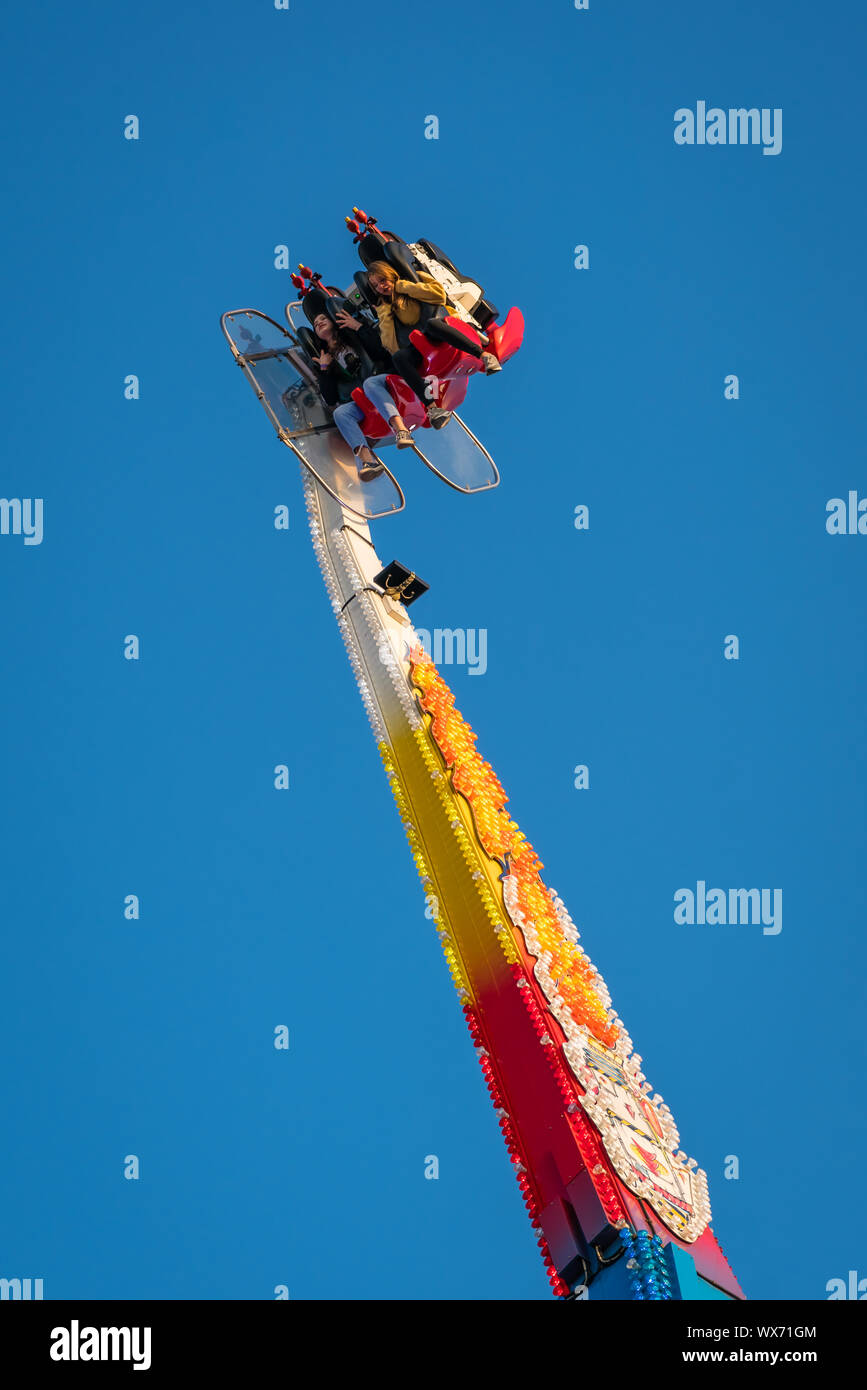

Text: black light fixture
xmin=373 ymin=561 xmax=429 ymax=606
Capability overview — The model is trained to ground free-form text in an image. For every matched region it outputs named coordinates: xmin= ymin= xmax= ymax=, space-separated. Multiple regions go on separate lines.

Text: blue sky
xmin=1 ymin=0 xmax=865 ymax=1300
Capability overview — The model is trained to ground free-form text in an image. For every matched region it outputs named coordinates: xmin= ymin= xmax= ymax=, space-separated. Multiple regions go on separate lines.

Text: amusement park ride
xmin=221 ymin=209 xmax=745 ymax=1301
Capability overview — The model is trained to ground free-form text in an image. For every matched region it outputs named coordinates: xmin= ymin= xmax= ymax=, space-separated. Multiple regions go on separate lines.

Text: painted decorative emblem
xmin=565 ymin=1032 xmax=711 ymax=1242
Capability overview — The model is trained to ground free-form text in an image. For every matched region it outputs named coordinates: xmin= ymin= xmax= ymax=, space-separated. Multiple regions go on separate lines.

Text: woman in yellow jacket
xmin=365 ymin=260 xmax=500 ymax=437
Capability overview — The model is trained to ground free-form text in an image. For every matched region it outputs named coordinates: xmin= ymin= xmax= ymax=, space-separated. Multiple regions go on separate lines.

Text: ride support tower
xmin=304 ymin=468 xmax=744 ymax=1302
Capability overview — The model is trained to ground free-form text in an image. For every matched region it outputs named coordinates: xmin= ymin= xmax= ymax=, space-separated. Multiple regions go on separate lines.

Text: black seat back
xmin=353 ymin=271 xmax=380 ymax=310
xmin=302 ymin=287 xmax=329 ymax=326
xmin=357 ymin=231 xmax=419 ymax=283
xmin=303 ymin=288 xmax=353 ymax=329
xmin=357 ymin=233 xmax=386 ymax=268
xmin=381 ymin=239 xmax=419 ymax=282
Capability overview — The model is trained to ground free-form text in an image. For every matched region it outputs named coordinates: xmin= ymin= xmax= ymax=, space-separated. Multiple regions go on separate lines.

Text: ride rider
xmin=365 ymin=261 xmax=501 ymax=439
xmin=310 ymin=308 xmax=394 ymax=481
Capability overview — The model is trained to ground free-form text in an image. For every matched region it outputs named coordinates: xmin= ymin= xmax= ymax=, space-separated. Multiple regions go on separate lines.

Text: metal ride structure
xmin=220 ymin=257 xmax=745 ymax=1300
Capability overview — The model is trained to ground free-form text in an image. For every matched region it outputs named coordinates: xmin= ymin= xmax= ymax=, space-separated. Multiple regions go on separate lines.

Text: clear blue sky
xmin=1 ymin=0 xmax=865 ymax=1300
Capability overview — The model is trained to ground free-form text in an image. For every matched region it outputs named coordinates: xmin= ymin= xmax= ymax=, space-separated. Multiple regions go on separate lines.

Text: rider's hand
xmin=317 ymin=351 xmax=333 ymax=369
xmin=335 ymin=310 xmax=361 ymax=331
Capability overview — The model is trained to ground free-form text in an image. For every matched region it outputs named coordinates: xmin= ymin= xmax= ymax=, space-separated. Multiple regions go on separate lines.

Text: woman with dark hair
xmin=365 ymin=260 xmax=501 ymax=433
xmin=310 ymin=308 xmax=395 ymax=480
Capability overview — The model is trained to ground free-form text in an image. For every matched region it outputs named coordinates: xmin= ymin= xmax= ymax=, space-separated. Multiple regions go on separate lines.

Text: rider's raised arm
xmin=395 ymin=272 xmax=448 ymax=305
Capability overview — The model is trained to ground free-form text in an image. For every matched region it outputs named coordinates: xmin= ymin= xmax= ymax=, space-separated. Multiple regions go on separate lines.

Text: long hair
xmin=313 ymin=312 xmax=346 ymax=354
xmin=312 ymin=312 xmax=336 ymax=346
xmin=313 ymin=312 xmax=360 ymax=378
xmin=367 ymin=260 xmax=419 ymax=324
xmin=368 ymin=260 xmax=399 ymax=288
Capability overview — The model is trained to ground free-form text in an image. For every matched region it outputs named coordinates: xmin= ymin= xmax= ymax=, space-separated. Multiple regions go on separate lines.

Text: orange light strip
xmin=409 ymin=651 xmax=618 ymax=1049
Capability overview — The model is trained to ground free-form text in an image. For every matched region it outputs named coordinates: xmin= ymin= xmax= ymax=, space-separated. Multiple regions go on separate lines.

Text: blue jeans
xmin=332 ymin=375 xmax=399 ymax=454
